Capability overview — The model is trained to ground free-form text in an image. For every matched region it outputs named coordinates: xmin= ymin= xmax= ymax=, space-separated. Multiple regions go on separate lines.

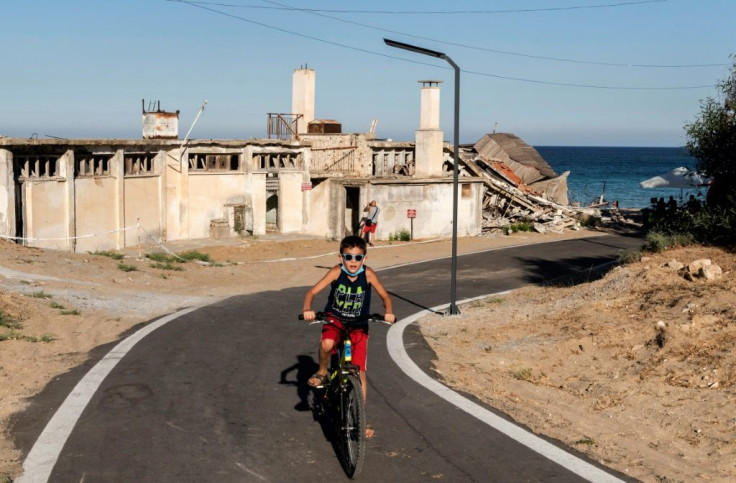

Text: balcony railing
xmin=267 ymin=113 xmax=302 ymax=140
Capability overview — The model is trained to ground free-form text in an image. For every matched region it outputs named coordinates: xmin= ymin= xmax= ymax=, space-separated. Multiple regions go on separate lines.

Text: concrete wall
xmin=0 ymin=137 xmax=485 ymax=253
xmin=188 ymin=173 xmax=248 ymax=239
xmin=278 ymin=171 xmax=305 ymax=233
xmin=304 ymin=179 xmax=334 ymax=238
xmin=26 ymin=179 xmax=69 ymax=250
xmin=124 ymin=176 xmax=163 ymax=246
xmin=74 ymin=176 xmax=118 ymax=253
xmin=367 ymin=180 xmax=482 ymax=240
xmin=292 ymin=68 xmax=315 ymax=134
xmin=251 ymin=173 xmax=266 ymax=235
xmin=0 ymin=149 xmax=15 ymax=238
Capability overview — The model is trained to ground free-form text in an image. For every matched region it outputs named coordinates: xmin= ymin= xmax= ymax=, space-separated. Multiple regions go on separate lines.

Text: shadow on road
xmin=513 ymin=254 xmax=621 ymax=287
xmin=279 ymin=354 xmax=318 ymax=412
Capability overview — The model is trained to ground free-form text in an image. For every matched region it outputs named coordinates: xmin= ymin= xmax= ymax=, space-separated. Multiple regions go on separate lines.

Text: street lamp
xmin=384 ymin=38 xmax=460 ymax=315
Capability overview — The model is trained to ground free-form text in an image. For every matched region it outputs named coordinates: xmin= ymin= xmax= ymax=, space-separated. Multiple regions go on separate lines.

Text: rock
xmin=664 ymin=259 xmax=684 ymax=271
xmin=700 ymin=264 xmax=723 ymax=281
xmin=689 ymin=259 xmax=712 ymax=271
xmin=681 ymin=258 xmax=723 ymax=281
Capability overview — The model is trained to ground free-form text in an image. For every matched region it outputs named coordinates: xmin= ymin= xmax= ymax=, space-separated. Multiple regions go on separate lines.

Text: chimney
xmin=292 ymin=66 xmax=315 ymax=134
xmin=414 ymin=80 xmax=444 ymax=177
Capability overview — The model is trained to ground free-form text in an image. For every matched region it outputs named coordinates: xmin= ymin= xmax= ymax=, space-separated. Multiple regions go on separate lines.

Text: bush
xmin=91 ymin=250 xmax=124 ymax=260
xmin=649 ymin=205 xmax=735 ymax=248
xmin=388 ymin=229 xmax=412 ymax=242
xmin=617 ymin=248 xmax=641 ymax=264
xmin=504 ymin=221 xmax=533 ymax=234
xmin=177 ymin=250 xmax=213 ymax=263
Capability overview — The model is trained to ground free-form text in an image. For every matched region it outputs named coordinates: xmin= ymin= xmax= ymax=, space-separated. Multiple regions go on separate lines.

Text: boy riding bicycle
xmin=302 ymin=235 xmax=395 ymax=411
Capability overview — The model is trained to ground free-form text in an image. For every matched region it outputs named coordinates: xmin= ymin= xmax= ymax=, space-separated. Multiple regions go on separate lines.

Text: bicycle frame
xmin=300 ymin=312 xmax=392 ymax=479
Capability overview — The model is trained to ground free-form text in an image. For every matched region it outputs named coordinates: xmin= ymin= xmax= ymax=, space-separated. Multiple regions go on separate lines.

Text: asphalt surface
xmin=13 ymin=233 xmax=644 ymax=482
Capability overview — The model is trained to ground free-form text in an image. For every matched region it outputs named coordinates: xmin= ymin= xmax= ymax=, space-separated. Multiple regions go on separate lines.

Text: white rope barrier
xmin=0 ymin=225 xmax=138 ymax=243
xmin=136 ymin=224 xmax=189 ymax=262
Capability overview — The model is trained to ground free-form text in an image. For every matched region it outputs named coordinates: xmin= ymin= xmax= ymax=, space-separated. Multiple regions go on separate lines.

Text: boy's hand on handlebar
xmin=384 ymin=313 xmax=396 ymax=324
xmin=302 ymin=310 xmax=316 ymax=321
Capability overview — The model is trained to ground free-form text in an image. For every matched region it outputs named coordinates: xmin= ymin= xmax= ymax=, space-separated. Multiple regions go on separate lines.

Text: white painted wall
xmin=188 ymin=173 xmax=247 ymax=239
xmin=367 ymin=181 xmax=482 ymax=240
xmin=74 ymin=176 xmax=118 ymax=253
xmin=278 ymin=171 xmax=304 ymax=233
xmin=292 ymin=68 xmax=315 ymax=134
xmin=0 ymin=150 xmax=15 ymax=237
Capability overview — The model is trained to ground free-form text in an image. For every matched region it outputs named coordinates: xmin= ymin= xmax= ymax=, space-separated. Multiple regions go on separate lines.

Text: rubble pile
xmin=458 ymin=133 xmax=641 ymax=235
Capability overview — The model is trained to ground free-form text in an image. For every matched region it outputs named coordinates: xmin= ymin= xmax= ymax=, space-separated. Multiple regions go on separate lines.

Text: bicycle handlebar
xmin=298 ymin=312 xmax=395 ymax=324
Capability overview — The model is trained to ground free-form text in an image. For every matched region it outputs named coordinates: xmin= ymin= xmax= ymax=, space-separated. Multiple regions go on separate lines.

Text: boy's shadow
xmin=279 ymin=355 xmax=336 ymax=445
xmin=279 ymin=355 xmax=319 ymax=412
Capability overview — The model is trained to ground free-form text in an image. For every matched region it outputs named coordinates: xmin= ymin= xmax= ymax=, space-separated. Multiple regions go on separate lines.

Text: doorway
xmin=345 ymin=186 xmax=360 ymax=236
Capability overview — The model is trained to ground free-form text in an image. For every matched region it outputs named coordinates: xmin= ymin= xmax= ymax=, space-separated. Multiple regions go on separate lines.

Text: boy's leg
xmin=349 ymin=328 xmax=369 ymax=402
xmin=310 ymin=329 xmax=337 ymax=387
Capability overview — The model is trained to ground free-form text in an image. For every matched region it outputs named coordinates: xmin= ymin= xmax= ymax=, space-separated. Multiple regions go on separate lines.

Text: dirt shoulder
xmin=419 ymin=245 xmax=736 ymax=482
xmin=2 ymin=228 xmax=731 ymax=482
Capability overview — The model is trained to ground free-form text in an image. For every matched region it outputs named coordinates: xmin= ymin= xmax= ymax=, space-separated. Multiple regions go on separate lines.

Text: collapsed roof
xmin=457 ymin=133 xmax=576 ymax=233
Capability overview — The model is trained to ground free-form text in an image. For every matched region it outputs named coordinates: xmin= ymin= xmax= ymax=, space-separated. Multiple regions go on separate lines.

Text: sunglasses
xmin=341 ymin=253 xmax=365 ymax=262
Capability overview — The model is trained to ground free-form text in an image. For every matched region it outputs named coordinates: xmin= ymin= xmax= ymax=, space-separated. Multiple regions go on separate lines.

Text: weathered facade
xmin=0 ymin=135 xmax=485 ymax=252
xmin=0 ymin=67 xmax=570 ymax=253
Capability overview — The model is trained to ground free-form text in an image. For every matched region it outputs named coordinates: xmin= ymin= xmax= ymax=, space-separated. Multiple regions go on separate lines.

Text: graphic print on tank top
xmin=330 ymin=282 xmax=365 ymax=319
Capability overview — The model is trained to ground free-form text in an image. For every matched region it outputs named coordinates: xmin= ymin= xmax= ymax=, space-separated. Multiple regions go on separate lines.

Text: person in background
xmin=362 ymin=200 xmax=380 ymax=247
xmin=667 ymin=196 xmax=678 ymax=214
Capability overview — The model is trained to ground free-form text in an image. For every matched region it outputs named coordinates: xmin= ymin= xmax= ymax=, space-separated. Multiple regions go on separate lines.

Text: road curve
xmin=14 ymin=233 xmax=642 ymax=482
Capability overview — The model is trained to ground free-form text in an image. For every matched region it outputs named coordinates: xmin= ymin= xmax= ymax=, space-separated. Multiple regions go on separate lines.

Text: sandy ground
xmin=0 ymin=229 xmax=733 ymax=481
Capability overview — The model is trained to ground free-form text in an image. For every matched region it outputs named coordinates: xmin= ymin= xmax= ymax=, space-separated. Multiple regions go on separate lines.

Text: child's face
xmin=340 ymin=246 xmax=366 ymax=273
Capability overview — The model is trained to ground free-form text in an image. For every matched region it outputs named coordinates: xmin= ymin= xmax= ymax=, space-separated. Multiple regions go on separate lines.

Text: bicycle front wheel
xmin=339 ymin=374 xmax=366 ymax=479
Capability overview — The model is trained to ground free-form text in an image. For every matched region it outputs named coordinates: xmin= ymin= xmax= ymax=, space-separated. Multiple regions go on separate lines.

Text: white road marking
xmin=16 ymin=307 xmax=199 ymax=483
xmin=386 ymin=298 xmax=625 ymax=483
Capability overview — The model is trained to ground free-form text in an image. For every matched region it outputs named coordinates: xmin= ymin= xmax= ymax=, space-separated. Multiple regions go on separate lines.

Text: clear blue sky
xmin=1 ymin=0 xmax=733 ymax=146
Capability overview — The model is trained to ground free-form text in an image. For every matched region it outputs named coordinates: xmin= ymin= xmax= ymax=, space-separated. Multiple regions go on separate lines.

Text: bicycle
xmin=299 ymin=311 xmax=392 ymax=479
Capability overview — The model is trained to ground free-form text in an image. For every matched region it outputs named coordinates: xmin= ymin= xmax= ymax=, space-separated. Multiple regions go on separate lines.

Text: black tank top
xmin=324 ymin=268 xmax=372 ymax=324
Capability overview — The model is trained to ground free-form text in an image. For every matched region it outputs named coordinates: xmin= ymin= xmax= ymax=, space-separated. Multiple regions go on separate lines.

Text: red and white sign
xmin=407 ymin=209 xmax=417 ymax=218
xmin=301 ymin=182 xmax=313 ymax=191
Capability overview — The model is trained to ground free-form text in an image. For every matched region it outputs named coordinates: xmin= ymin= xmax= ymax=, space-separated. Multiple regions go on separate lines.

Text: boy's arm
xmin=366 ymin=268 xmax=395 ymax=323
xmin=302 ymin=266 xmax=340 ymax=321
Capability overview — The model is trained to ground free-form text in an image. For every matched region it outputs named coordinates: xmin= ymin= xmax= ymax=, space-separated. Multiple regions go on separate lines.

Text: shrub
xmin=388 ymin=229 xmax=412 ymax=242
xmin=617 ymin=248 xmax=641 ymax=265
xmin=0 ymin=311 xmax=22 ymax=330
xmin=91 ymin=250 xmax=124 ymax=260
xmin=648 ymin=205 xmax=735 ymax=248
xmin=150 ymin=262 xmax=184 ymax=271
xmin=177 ymin=250 xmax=213 ymax=263
xmin=145 ymin=252 xmax=174 ymax=263
xmin=117 ymin=263 xmax=138 ymax=272
xmin=504 ymin=221 xmax=534 ymax=234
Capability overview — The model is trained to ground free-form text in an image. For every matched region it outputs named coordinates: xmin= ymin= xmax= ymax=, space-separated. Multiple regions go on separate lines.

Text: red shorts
xmin=362 ymin=223 xmax=376 ymax=234
xmin=321 ymin=317 xmax=369 ymax=371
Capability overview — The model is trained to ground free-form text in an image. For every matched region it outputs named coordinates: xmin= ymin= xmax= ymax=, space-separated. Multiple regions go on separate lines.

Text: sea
xmin=535 ymin=146 xmax=704 ymax=210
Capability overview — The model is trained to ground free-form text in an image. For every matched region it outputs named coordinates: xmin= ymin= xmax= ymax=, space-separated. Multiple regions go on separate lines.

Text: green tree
xmin=685 ymin=54 xmax=736 ymax=207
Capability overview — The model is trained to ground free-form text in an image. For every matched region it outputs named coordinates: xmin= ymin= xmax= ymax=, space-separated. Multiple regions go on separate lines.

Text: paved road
xmin=14 ymin=233 xmax=643 ymax=482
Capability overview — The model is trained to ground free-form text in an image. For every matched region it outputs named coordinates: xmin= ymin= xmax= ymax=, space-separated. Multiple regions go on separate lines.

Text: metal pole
xmin=383 ymin=38 xmax=461 ymax=315
xmin=446 ymin=56 xmax=461 ymax=315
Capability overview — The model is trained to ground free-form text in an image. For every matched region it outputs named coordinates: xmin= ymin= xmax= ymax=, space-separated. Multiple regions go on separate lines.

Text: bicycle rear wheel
xmin=339 ymin=374 xmax=366 ymax=479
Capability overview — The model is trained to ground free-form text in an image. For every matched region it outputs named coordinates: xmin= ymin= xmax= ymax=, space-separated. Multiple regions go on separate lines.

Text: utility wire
xmin=260 ymin=0 xmax=726 ymax=69
xmin=170 ymin=0 xmax=671 ymax=15
xmin=166 ymin=0 xmax=715 ymax=90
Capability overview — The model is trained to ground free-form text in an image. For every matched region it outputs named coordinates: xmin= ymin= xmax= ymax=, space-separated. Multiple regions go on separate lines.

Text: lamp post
xmin=384 ymin=38 xmax=460 ymax=315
